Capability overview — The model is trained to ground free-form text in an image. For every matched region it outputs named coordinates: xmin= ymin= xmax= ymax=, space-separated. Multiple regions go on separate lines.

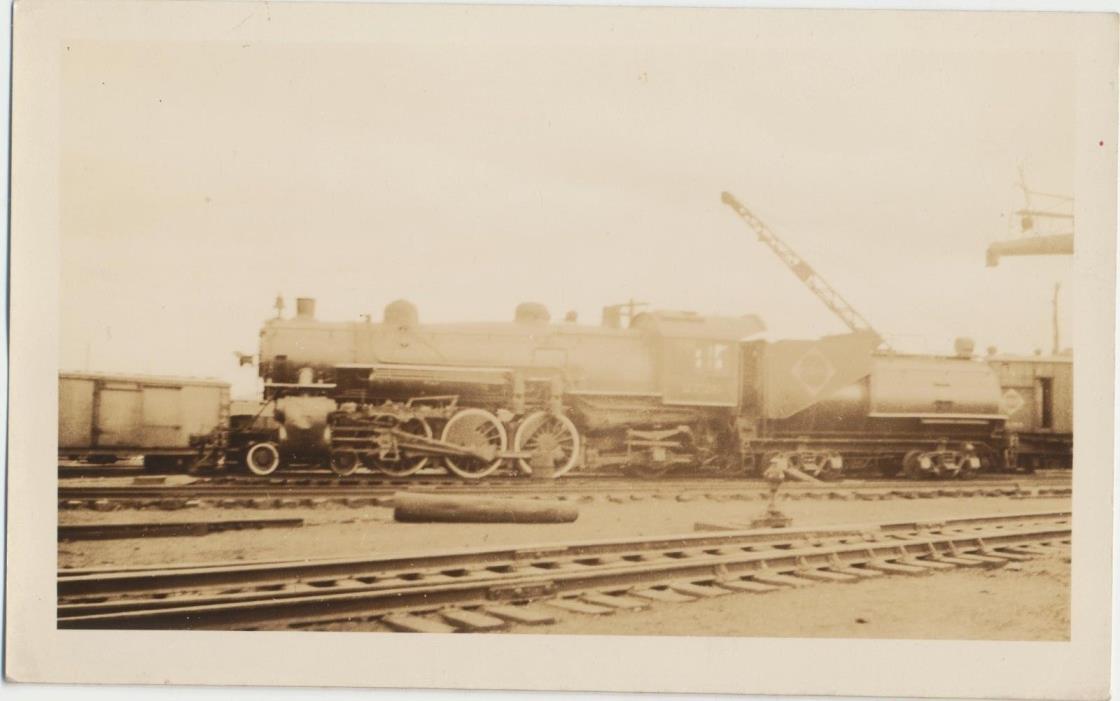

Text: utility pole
xmin=1052 ymin=282 xmax=1061 ymax=355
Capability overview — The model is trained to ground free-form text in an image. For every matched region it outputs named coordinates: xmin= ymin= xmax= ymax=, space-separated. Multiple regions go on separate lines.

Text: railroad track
xmin=59 ymin=462 xmax=1069 ymax=483
xmin=57 ymin=510 xmax=1071 ymax=631
xmin=57 ymin=473 xmax=1073 ymax=508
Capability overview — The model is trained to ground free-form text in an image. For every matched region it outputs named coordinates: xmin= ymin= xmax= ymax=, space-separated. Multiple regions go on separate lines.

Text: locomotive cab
xmin=630 ymin=311 xmax=763 ymax=407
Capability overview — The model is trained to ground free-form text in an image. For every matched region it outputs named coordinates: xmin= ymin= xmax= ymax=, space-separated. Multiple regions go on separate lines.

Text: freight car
xmin=221 ymin=297 xmax=1007 ymax=480
xmin=58 ymin=372 xmax=230 ymax=470
xmin=989 ymin=354 xmax=1073 ymax=470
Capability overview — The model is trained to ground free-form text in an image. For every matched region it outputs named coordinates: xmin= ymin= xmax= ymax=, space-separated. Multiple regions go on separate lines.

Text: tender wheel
xmin=902 ymin=450 xmax=924 ymax=479
xmin=514 ymin=411 xmax=581 ymax=478
xmin=330 ymin=451 xmax=360 ymax=477
xmin=440 ymin=408 xmax=508 ymax=480
xmin=371 ymin=418 xmax=433 ymax=477
xmin=938 ymin=456 xmax=962 ymax=480
xmin=245 ymin=442 xmax=281 ymax=476
xmin=791 ymin=455 xmax=820 ymax=479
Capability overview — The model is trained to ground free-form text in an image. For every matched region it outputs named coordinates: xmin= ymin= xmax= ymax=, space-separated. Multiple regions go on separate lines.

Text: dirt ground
xmin=58 ymin=494 xmax=1070 ymax=569
xmin=504 ymin=551 xmax=1070 ymax=640
xmin=58 ymin=494 xmax=1071 ymax=640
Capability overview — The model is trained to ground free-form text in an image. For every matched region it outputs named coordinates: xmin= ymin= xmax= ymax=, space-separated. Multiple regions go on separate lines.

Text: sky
xmin=58 ymin=7 xmax=1077 ymax=398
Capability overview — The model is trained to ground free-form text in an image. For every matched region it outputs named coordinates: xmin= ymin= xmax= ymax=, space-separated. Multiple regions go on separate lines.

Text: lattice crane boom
xmin=720 ymin=191 xmax=892 ymax=352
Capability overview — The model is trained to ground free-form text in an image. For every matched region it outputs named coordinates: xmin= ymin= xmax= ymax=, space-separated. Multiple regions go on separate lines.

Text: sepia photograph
xmin=6 ymin=0 xmax=1116 ymax=698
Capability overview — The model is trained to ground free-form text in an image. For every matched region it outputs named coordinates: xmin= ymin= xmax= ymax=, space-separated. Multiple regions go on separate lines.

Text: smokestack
xmin=295 ymin=298 xmax=316 ymax=320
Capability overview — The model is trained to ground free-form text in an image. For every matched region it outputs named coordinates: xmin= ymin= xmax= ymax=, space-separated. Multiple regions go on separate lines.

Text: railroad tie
xmin=629 ymin=587 xmax=696 ymax=603
xmin=326 ymin=578 xmax=374 ymax=589
xmin=572 ymin=555 xmax=624 ymax=566
xmin=825 ymin=566 xmax=884 ymax=579
xmin=748 ymin=572 xmax=816 ymax=587
xmin=380 ymin=613 xmax=458 ymax=634
xmin=930 ymin=555 xmax=988 ymax=567
xmin=287 ymin=582 xmax=325 ymax=593
xmin=693 ymin=521 xmax=750 ymax=532
xmin=1041 ymin=540 xmax=1072 ymax=549
xmin=544 ymin=598 xmax=616 ymax=615
xmin=947 ymin=552 xmax=1011 ymax=565
xmin=980 ymin=548 xmax=1033 ymax=562
xmin=483 ymin=605 xmax=557 ymax=625
xmin=897 ymin=557 xmax=956 ymax=571
xmin=439 ymin=608 xmax=508 ymax=632
xmin=714 ymin=578 xmax=781 ymax=593
xmin=1009 ymin=543 xmax=1066 ymax=555
xmin=795 ymin=568 xmax=859 ymax=583
xmin=860 ymin=560 xmax=930 ymax=576
xmin=1000 ymin=544 xmax=1051 ymax=556
xmin=580 ymin=593 xmax=650 ymax=610
xmin=668 ymin=581 xmax=731 ymax=598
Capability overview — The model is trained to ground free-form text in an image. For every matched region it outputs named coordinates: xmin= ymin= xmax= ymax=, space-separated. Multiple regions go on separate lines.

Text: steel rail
xmin=57 ymin=476 xmax=1071 ymax=503
xmin=192 ymin=474 xmax=1072 ymax=490
xmin=61 ymin=470 xmax=1071 ymax=489
xmin=58 ymin=512 xmax=1070 ymax=629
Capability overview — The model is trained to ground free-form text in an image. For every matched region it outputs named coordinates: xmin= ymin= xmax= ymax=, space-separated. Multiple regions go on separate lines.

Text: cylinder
xmin=274 ymin=396 xmax=335 ymax=453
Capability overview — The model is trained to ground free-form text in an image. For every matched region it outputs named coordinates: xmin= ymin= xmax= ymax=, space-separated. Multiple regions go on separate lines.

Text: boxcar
xmin=988 ymin=355 xmax=1073 ymax=469
xmin=58 ymin=372 xmax=229 ymax=469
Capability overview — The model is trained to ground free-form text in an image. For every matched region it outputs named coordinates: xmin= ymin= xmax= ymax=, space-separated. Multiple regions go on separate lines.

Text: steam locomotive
xmin=223 ymin=297 xmax=1011 ymax=480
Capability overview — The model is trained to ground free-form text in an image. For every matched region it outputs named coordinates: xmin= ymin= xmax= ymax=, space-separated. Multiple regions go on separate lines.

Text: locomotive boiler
xmin=229 ymin=296 xmax=1008 ymax=480
xmin=246 ymin=298 xmax=764 ymax=478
